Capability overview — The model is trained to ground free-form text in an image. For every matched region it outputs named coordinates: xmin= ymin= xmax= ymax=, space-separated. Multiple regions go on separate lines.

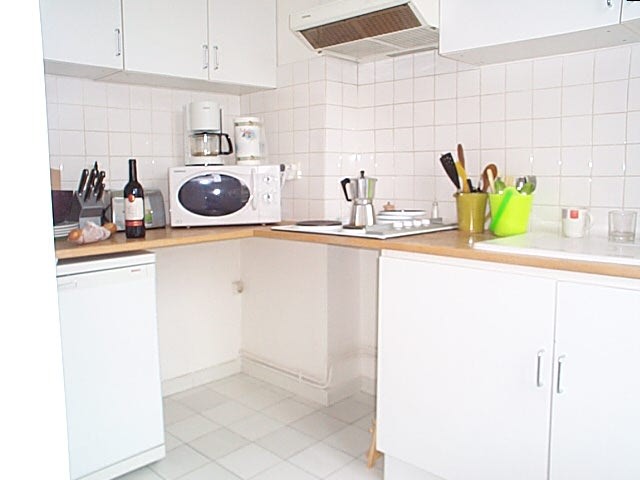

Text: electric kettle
xmin=340 ymin=170 xmax=377 ymax=227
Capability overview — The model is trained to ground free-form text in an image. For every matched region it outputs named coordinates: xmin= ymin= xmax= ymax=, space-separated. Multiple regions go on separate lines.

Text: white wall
xmin=240 ymin=238 xmax=378 ymax=403
xmin=1 ymin=2 xmax=70 ymax=479
xmin=154 ymin=242 xmax=243 ymax=393
xmin=241 ymin=238 xmax=329 ymax=379
xmin=44 ymin=74 xmax=240 ymax=209
xmin=242 ymin=43 xmax=640 ymax=235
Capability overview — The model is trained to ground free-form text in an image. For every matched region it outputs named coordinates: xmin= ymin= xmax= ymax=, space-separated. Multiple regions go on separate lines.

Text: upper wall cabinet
xmin=208 ymin=0 xmax=276 ymax=89
xmin=440 ymin=0 xmax=640 ymax=65
xmin=622 ymin=0 xmax=640 ymax=31
xmin=122 ymin=0 xmax=209 ymax=80
xmin=39 ymin=0 xmax=276 ymax=93
xmin=39 ymin=0 xmax=124 ymax=78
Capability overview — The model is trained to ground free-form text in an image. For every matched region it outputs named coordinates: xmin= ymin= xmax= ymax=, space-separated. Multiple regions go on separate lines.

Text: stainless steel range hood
xmin=290 ymin=0 xmax=439 ymax=62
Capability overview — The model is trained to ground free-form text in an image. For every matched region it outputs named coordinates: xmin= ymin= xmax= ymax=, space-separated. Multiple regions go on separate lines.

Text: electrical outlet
xmin=232 ymin=280 xmax=244 ymax=294
xmin=284 ymin=163 xmax=302 ymax=180
xmin=282 ymin=163 xmax=302 ymax=181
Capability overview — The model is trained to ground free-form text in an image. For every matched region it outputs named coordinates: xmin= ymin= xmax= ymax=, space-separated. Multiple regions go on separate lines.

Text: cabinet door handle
xmin=556 ymin=355 xmax=566 ymax=394
xmin=212 ymin=45 xmax=220 ymax=71
xmin=202 ymin=44 xmax=209 ymax=70
xmin=536 ymin=349 xmax=544 ymax=387
xmin=607 ymin=0 xmax=613 ymax=7
xmin=114 ymin=28 xmax=122 ymax=57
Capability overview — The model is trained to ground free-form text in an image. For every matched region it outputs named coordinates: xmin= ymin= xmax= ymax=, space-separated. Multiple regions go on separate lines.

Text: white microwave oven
xmin=168 ymin=165 xmax=282 ymax=227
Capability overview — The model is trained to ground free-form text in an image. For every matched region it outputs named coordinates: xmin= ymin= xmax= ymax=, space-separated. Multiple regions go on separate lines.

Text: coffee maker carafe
xmin=340 ymin=170 xmax=377 ymax=227
xmin=185 ymin=101 xmax=233 ymax=166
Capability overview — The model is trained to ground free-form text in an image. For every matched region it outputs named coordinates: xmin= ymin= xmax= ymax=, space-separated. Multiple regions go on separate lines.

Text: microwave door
xmin=178 ymin=173 xmax=251 ymax=217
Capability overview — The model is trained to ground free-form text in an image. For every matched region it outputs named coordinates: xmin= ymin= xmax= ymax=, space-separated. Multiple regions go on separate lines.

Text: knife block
xmin=76 ymin=190 xmax=111 ymax=229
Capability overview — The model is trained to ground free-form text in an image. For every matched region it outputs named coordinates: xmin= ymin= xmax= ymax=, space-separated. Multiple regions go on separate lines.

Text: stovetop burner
xmin=273 ymin=218 xmax=458 ymax=240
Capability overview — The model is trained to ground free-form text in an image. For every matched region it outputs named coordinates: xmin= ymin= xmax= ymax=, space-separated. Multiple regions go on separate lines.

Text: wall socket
xmin=282 ymin=163 xmax=302 ymax=181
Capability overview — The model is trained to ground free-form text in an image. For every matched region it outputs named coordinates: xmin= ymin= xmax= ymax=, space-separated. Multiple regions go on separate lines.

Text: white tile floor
xmin=117 ymin=374 xmax=383 ymax=480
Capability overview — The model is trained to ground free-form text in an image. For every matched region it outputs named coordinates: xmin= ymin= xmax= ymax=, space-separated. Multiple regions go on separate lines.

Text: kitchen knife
xmin=95 ymin=182 xmax=105 ymax=202
xmin=84 ymin=169 xmax=97 ymax=202
xmin=94 ymin=171 xmax=106 ymax=195
xmin=439 ymin=153 xmax=460 ymax=190
xmin=77 ymin=169 xmax=89 ymax=194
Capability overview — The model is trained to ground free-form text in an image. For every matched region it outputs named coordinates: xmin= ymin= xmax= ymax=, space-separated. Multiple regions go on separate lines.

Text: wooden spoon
xmin=455 ymin=161 xmax=470 ymax=193
xmin=481 ymin=164 xmax=498 ymax=193
xmin=457 ymin=144 xmax=466 ymax=170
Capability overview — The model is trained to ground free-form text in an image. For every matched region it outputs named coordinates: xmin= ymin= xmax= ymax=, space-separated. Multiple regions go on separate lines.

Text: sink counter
xmin=54 ymin=224 xmax=640 ymax=279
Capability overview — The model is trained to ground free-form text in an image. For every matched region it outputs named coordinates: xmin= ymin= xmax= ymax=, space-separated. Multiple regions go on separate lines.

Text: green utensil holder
xmin=489 ymin=190 xmax=533 ymax=237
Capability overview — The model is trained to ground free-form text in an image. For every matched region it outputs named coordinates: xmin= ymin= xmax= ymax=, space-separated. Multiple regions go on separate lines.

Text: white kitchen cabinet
xmin=440 ymin=0 xmax=640 ymax=65
xmin=622 ymin=0 xmax=640 ymax=33
xmin=39 ymin=0 xmax=123 ymax=77
xmin=377 ymin=254 xmax=556 ymax=480
xmin=550 ymin=281 xmax=640 ymax=480
xmin=378 ymin=251 xmax=640 ymax=480
xmin=208 ymin=0 xmax=276 ymax=88
xmin=122 ymin=0 xmax=209 ymax=80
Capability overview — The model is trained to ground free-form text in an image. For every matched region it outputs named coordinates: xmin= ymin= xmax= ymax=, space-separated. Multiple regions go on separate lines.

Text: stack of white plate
xmin=377 ymin=209 xmax=427 ymax=223
xmin=54 ymin=221 xmax=79 ymax=239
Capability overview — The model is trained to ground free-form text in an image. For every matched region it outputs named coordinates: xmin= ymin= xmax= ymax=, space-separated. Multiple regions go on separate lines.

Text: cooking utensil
xmin=467 ymin=178 xmax=474 ymax=192
xmin=457 ymin=143 xmax=466 ymax=169
xmin=340 ymin=171 xmax=378 ymax=227
xmin=77 ymin=169 xmax=89 ymax=194
xmin=439 ymin=153 xmax=460 ymax=190
xmin=95 ymin=182 xmax=105 ymax=202
xmin=85 ymin=168 xmax=97 ymax=191
xmin=481 ymin=164 xmax=498 ymax=193
xmin=515 ymin=176 xmax=527 ymax=192
xmin=94 ymin=171 xmax=106 ymax=195
xmin=521 ymin=175 xmax=537 ymax=194
xmin=485 ymin=167 xmax=497 ymax=193
xmin=455 ymin=161 xmax=471 ymax=193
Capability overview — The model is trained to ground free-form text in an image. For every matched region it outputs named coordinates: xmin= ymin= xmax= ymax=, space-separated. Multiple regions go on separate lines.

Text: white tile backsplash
xmin=595 ymin=47 xmax=631 ymax=83
xmin=46 ymin=75 xmax=239 ymax=197
xmin=593 ymin=80 xmax=629 ymax=114
xmin=481 ymin=65 xmax=506 ymax=95
xmin=562 ymin=84 xmax=594 ymax=116
xmin=533 ymin=57 xmax=563 ymax=89
xmin=48 ymin=43 xmax=640 ymax=226
xmin=562 ymin=52 xmax=594 ymax=86
xmin=506 ymin=61 xmax=533 ymax=92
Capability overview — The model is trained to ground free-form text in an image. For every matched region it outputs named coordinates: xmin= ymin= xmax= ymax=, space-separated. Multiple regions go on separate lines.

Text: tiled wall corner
xmin=242 ymin=42 xmax=640 ymax=231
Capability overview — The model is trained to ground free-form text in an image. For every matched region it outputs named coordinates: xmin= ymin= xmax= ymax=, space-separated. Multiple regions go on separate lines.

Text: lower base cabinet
xmin=377 ymin=251 xmax=640 ymax=480
xmin=551 ymin=282 xmax=640 ymax=480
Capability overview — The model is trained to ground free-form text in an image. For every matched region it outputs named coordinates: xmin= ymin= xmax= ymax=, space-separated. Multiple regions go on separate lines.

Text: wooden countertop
xmin=54 ymin=224 xmax=640 ymax=279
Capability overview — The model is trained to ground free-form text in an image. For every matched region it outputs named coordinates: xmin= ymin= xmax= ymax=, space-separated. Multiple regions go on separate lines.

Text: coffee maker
xmin=340 ymin=170 xmax=378 ymax=227
xmin=184 ymin=101 xmax=233 ymax=166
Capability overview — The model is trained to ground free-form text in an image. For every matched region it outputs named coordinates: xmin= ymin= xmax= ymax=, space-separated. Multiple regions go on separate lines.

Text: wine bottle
xmin=124 ymin=158 xmax=145 ymax=238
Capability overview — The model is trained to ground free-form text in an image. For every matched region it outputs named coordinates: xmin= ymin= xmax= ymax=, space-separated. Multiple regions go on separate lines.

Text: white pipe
xmin=240 ymin=350 xmax=333 ymax=389
xmin=240 ymin=346 xmax=377 ymax=390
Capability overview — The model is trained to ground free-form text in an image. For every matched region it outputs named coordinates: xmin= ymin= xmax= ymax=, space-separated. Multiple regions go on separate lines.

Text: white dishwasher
xmin=56 ymin=252 xmax=165 ymax=480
